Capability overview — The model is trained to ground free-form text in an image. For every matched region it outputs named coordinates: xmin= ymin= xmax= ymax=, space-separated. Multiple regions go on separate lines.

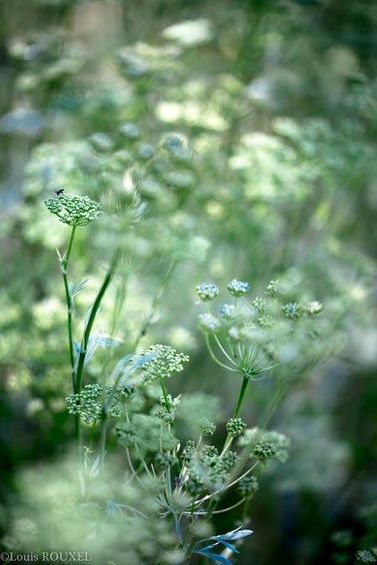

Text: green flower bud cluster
xmin=265 ymin=279 xmax=281 ymax=297
xmin=133 ymin=344 xmax=189 ymax=384
xmin=203 ymin=445 xmax=218 ymax=458
xmin=198 ymin=417 xmax=216 ymax=436
xmin=44 ymin=194 xmax=101 ymax=226
xmin=221 ymin=450 xmax=240 ymax=472
xmin=226 ymin=417 xmax=247 ymax=437
xmin=239 ymin=427 xmax=290 ymax=463
xmin=182 ymin=440 xmax=196 ymax=464
xmin=253 ymin=442 xmax=277 ymax=461
xmin=159 ymin=393 xmax=181 ymax=410
xmin=184 ymin=446 xmax=240 ymax=494
xmin=155 ymin=451 xmax=176 ymax=471
xmin=155 ymin=393 xmax=181 ymax=423
xmin=155 ymin=408 xmax=176 ymax=425
xmin=115 ymin=422 xmax=136 ymax=446
xmin=65 ymin=383 xmax=125 ymax=425
xmin=237 ymin=475 xmax=259 ymax=498
xmin=252 ymin=297 xmax=266 ymax=312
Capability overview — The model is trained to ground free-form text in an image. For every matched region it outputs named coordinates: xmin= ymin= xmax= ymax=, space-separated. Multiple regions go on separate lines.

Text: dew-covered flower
xmin=198 ymin=313 xmax=221 ymax=333
xmin=227 ymin=279 xmax=250 ymax=297
xmin=44 ymin=194 xmax=101 ymax=226
xmin=196 ymin=282 xmax=219 ymax=301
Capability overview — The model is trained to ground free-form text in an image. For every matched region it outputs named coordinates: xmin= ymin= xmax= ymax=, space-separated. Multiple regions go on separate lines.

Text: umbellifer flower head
xmin=306 ymin=300 xmax=323 ymax=315
xmin=282 ymin=302 xmax=301 ymax=319
xmin=136 ymin=344 xmax=189 ymax=383
xmin=44 ymin=194 xmax=101 ymax=226
xmin=219 ymin=303 xmax=236 ymax=318
xmin=198 ymin=313 xmax=221 ymax=333
xmin=227 ymin=279 xmax=250 ymax=297
xmin=196 ymin=282 xmax=219 ymax=301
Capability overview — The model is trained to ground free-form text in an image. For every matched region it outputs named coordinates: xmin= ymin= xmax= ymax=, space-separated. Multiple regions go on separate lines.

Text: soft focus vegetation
xmin=1 ymin=1 xmax=376 ymax=564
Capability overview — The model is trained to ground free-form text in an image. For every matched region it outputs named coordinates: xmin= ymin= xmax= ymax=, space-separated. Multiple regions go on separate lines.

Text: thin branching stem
xmin=204 ymin=333 xmax=237 ymax=372
xmin=131 ymin=260 xmax=177 ymax=351
xmin=193 ymin=460 xmax=260 ymax=507
xmin=178 ymin=497 xmax=245 ymax=517
xmin=232 ymin=378 xmax=289 ymax=480
xmin=213 ymin=334 xmax=238 ymax=368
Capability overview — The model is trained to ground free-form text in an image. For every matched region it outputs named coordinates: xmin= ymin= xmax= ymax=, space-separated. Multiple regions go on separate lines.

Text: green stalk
xmin=158 ymin=377 xmax=170 ymax=413
xmin=131 ymin=260 xmax=177 ymax=351
xmin=221 ymin=375 xmax=249 ymax=456
xmin=98 ymin=262 xmax=178 ymax=466
xmin=74 ymin=248 xmax=121 ymax=444
xmin=231 ymin=377 xmax=289 ymax=480
xmin=60 ymin=225 xmax=77 ymax=390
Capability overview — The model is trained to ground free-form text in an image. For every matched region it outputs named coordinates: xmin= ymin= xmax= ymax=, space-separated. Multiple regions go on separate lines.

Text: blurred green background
xmin=0 ymin=0 xmax=376 ymax=563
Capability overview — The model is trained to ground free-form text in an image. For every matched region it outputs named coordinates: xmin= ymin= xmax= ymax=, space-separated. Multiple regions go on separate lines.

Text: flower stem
xmin=131 ymin=260 xmax=177 ymax=351
xmin=221 ymin=375 xmax=249 ymax=456
xmin=60 ymin=225 xmax=77 ymax=390
xmin=74 ymin=248 xmax=121 ymax=447
xmin=204 ymin=334 xmax=237 ymax=372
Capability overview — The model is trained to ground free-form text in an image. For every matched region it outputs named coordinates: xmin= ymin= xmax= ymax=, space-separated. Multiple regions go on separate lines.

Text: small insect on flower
xmin=55 ymin=188 xmax=64 ymax=196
